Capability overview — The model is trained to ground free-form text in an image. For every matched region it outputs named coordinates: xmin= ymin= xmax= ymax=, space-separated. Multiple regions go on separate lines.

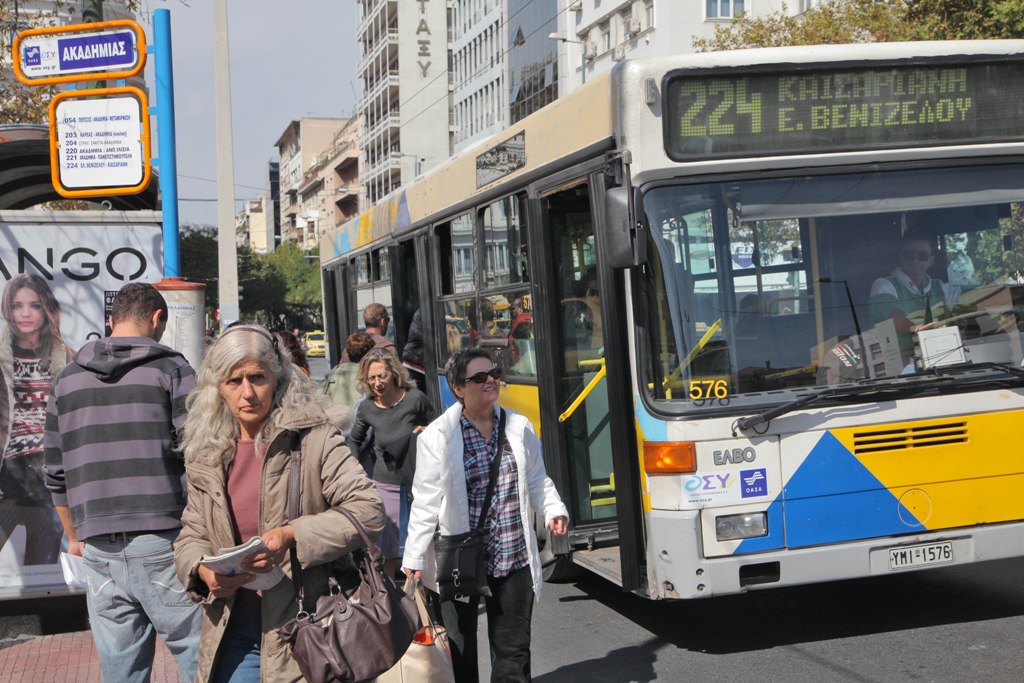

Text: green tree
xmin=238 ymin=245 xmax=289 ymax=326
xmin=693 ymin=0 xmax=1024 ymax=52
xmin=907 ymin=0 xmax=1024 ymax=40
xmin=693 ymin=0 xmax=914 ymax=51
xmin=179 ymin=222 xmax=220 ymax=311
xmin=263 ymin=241 xmax=322 ymax=326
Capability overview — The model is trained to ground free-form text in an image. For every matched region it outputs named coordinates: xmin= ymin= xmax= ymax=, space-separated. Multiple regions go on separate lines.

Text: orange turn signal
xmin=643 ymin=441 xmax=697 ymax=474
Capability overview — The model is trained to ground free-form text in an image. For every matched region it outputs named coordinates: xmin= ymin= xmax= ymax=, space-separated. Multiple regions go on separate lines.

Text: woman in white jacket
xmin=403 ymin=348 xmax=568 ymax=683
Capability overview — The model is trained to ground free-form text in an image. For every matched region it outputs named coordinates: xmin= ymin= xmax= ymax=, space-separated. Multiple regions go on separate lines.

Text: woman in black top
xmin=349 ymin=348 xmax=436 ymax=576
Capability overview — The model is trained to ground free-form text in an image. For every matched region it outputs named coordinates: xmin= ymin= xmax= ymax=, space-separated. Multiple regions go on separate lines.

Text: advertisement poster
xmin=0 ymin=212 xmax=162 ymax=597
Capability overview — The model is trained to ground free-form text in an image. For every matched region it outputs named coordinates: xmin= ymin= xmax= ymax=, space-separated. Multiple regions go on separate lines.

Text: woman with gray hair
xmin=348 ymin=347 xmax=435 ymax=578
xmin=174 ymin=324 xmax=385 ymax=683
xmin=403 ymin=348 xmax=568 ymax=683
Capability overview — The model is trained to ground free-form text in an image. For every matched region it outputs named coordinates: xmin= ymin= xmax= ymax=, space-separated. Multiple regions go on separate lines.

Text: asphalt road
xmin=512 ymin=555 xmax=1024 ymax=682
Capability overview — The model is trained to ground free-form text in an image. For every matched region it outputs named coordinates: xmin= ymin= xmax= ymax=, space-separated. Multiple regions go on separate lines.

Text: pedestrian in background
xmin=321 ymin=330 xmax=376 ymax=408
xmin=0 ymin=274 xmax=73 ymax=566
xmin=402 ymin=308 xmax=427 ymax=391
xmin=43 ymin=282 xmax=202 ymax=683
xmin=340 ymin=302 xmax=396 ymax=361
xmin=174 ymin=324 xmax=384 ymax=683
xmin=349 ymin=347 xmax=435 ymax=578
xmin=276 ymin=330 xmax=310 ymax=376
xmin=403 ymin=348 xmax=569 ymax=683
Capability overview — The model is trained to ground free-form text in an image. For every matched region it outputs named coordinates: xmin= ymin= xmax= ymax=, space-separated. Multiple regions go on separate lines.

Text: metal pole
xmin=213 ymin=0 xmax=239 ymax=328
xmin=153 ymin=9 xmax=181 ymax=277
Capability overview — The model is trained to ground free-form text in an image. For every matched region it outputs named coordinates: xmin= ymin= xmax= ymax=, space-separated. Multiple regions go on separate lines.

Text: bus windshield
xmin=640 ymin=162 xmax=1024 ymax=411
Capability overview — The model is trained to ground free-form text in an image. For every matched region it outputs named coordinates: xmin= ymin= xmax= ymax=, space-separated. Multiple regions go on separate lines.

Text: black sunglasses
xmin=466 ymin=368 xmax=502 ymax=384
xmin=900 ymin=249 xmax=932 ymax=262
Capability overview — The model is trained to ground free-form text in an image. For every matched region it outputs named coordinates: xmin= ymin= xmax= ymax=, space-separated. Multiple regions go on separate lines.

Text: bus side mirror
xmin=605 ymin=186 xmax=646 ymax=269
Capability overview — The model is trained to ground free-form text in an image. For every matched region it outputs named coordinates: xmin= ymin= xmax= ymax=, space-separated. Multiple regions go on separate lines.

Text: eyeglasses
xmin=900 ymin=250 xmax=932 ymax=262
xmin=466 ymin=368 xmax=502 ymax=384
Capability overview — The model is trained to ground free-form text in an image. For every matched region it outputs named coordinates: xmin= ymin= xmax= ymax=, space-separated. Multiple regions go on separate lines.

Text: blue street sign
xmin=57 ymin=31 xmax=135 ymax=71
xmin=13 ymin=21 xmax=145 ymax=85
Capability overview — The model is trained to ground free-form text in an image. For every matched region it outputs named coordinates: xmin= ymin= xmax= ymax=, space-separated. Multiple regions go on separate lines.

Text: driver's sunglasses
xmin=900 ymin=250 xmax=932 ymax=262
xmin=466 ymin=368 xmax=502 ymax=384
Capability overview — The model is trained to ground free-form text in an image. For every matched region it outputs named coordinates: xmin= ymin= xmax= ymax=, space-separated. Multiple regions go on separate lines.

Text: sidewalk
xmin=0 ymin=629 xmax=180 ymax=682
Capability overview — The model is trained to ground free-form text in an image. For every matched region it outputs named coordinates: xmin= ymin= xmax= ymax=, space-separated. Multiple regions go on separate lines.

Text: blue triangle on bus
xmin=783 ymin=431 xmax=924 ymax=548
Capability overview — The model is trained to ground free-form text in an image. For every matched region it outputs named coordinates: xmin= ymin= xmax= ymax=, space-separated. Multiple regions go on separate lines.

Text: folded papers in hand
xmin=200 ymin=537 xmax=285 ymax=591
xmin=60 ymin=551 xmax=88 ymax=589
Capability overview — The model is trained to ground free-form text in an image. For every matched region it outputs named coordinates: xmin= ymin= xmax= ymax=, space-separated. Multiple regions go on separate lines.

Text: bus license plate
xmin=887 ymin=541 xmax=953 ymax=571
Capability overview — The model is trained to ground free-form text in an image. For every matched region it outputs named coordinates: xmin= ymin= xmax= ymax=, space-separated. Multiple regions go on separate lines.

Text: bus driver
xmin=868 ymin=232 xmax=961 ymax=361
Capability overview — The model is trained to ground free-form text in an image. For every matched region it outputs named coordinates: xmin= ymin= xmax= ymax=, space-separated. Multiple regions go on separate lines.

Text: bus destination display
xmin=664 ymin=62 xmax=1024 ymax=160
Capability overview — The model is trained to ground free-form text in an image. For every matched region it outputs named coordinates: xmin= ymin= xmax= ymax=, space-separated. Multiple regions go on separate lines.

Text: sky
xmin=142 ymin=0 xmax=359 ymax=226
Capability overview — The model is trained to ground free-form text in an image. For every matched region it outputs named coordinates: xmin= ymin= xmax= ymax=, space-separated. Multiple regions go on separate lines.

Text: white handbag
xmin=376 ymin=576 xmax=455 ymax=683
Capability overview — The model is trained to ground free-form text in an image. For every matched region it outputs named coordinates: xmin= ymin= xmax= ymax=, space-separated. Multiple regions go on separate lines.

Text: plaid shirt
xmin=461 ymin=412 xmax=528 ymax=577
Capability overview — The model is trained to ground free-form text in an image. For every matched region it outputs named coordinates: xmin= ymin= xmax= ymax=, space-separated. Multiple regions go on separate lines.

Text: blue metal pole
xmin=153 ymin=8 xmax=180 ymax=278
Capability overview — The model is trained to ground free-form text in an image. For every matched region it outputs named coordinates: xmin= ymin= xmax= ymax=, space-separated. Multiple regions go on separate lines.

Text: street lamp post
xmin=548 ymin=32 xmax=586 ymax=91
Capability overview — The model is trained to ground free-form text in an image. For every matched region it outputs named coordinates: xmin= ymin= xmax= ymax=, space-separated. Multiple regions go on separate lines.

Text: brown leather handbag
xmin=277 ymin=444 xmax=419 ymax=683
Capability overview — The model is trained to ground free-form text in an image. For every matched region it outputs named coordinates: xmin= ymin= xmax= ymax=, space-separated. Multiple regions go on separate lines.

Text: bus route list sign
xmin=48 ymin=86 xmax=152 ymax=198
xmin=12 ymin=20 xmax=146 ymax=85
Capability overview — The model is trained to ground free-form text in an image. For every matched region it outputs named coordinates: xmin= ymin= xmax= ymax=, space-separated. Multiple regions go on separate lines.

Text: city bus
xmin=320 ymin=41 xmax=1024 ymax=599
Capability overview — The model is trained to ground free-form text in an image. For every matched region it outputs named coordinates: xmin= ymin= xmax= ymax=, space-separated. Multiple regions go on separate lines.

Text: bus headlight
xmin=715 ymin=512 xmax=768 ymax=541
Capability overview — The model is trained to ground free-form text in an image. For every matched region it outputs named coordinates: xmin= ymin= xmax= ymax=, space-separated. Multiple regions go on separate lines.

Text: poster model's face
xmin=9 ymin=287 xmax=44 ymax=346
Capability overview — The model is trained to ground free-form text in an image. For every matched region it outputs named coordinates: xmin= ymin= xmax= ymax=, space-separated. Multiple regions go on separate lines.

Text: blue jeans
xmin=82 ymin=530 xmax=202 ymax=683
xmin=212 ymin=599 xmax=262 ymax=683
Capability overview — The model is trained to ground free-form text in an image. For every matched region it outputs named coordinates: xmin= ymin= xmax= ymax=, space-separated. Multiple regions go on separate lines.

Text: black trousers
xmin=436 ymin=565 xmax=535 ymax=683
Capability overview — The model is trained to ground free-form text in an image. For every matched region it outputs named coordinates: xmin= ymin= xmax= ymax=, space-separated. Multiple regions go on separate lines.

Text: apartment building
xmin=356 ymin=0 xmax=452 ymax=204
xmin=554 ymin=0 xmax=811 ymax=95
xmin=236 ymin=195 xmax=273 ymax=252
xmin=507 ymin=0 xmax=559 ymax=124
xmin=275 ymin=117 xmax=347 ymax=246
xmin=451 ymin=0 xmax=507 ymax=153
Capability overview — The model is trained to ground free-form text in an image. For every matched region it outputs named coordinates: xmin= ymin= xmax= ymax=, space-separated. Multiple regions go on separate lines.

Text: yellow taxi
xmin=303 ymin=330 xmax=326 ymax=357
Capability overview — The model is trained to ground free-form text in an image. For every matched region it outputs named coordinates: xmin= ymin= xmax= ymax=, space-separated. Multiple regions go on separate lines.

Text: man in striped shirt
xmin=43 ymin=283 xmax=201 ymax=683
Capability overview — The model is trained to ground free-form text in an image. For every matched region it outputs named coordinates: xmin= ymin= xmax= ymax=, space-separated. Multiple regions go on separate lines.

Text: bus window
xmin=481 ymin=194 xmax=529 ymax=287
xmin=506 ymin=290 xmax=536 ymax=377
xmin=440 ymin=297 xmax=474 ymax=361
xmin=437 ymin=214 xmax=476 ymax=296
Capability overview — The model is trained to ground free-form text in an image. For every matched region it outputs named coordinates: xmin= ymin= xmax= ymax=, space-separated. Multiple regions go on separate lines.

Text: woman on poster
xmin=0 ymin=274 xmax=73 ymax=565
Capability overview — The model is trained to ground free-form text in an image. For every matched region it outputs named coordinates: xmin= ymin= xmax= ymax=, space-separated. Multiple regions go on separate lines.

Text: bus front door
xmin=534 ymin=178 xmax=618 ymax=581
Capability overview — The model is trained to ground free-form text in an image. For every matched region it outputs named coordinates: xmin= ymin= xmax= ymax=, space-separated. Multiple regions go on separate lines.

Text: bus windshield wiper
xmin=921 ymin=360 xmax=1024 ymax=380
xmin=733 ymin=375 xmax=955 ymax=433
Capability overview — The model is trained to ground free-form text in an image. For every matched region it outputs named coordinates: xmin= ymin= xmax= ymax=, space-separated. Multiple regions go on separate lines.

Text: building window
xmin=645 ymin=0 xmax=654 ymax=27
xmin=707 ymin=0 xmax=745 ymax=18
xmin=797 ymin=0 xmax=814 ymax=11
xmin=599 ymin=21 xmax=610 ymax=51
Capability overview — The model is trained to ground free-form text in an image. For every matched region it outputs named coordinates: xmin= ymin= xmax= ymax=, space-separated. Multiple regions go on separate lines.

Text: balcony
xmin=361 ymin=69 xmax=399 ymax=110
xmin=359 ymin=30 xmax=399 ymax=82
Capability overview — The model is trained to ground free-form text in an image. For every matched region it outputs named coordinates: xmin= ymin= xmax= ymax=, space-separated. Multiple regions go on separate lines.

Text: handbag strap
xmin=285 ymin=435 xmax=306 ymax=612
xmin=473 ymin=408 xmax=506 ymax=532
xmin=283 ymin=431 xmax=385 ymax=614
xmin=403 ymin=574 xmax=434 ymax=629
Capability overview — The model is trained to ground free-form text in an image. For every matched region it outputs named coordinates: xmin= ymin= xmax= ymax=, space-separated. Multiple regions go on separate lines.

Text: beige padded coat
xmin=174 ymin=403 xmax=385 ymax=683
